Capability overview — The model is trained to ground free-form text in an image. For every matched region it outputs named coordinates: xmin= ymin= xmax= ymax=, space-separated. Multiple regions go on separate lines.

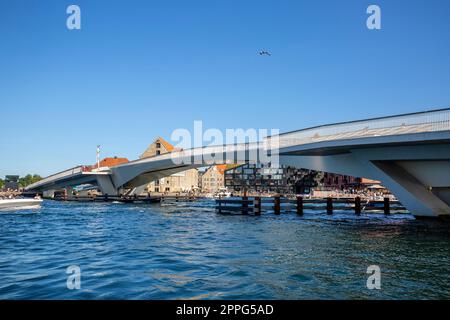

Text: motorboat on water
xmin=214 ymin=188 xmax=232 ymax=199
xmin=203 ymin=188 xmax=232 ymax=199
xmin=0 ymin=197 xmax=43 ymax=210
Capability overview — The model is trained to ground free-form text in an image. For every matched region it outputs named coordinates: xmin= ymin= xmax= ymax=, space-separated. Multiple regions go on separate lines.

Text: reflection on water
xmin=0 ymin=200 xmax=448 ymax=299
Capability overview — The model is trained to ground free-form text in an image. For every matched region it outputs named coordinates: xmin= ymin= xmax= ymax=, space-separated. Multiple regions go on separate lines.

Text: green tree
xmin=0 ymin=178 xmax=4 ymax=190
xmin=19 ymin=174 xmax=43 ymax=188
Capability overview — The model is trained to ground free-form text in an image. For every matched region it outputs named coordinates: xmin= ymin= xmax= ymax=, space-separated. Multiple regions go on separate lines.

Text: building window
xmin=156 ymin=142 xmax=161 ymax=148
xmin=156 ymin=150 xmax=161 ymax=155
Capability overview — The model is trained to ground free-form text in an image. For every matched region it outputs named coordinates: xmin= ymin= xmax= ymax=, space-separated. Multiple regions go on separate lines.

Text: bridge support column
xmin=127 ymin=184 xmax=148 ymax=197
xmin=96 ymin=175 xmax=119 ymax=196
xmin=370 ymin=161 xmax=450 ymax=217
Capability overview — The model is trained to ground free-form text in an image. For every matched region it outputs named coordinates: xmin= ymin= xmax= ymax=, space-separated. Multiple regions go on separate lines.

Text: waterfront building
xmin=197 ymin=170 xmax=204 ymax=191
xmin=4 ymin=175 xmax=20 ymax=191
xmin=141 ymin=137 xmax=198 ymax=193
xmin=224 ymin=163 xmax=290 ymax=194
xmin=141 ymin=136 xmax=177 ymax=158
xmin=322 ymin=172 xmax=360 ymax=190
xmin=224 ymin=164 xmax=373 ymax=195
xmin=201 ymin=165 xmax=228 ymax=193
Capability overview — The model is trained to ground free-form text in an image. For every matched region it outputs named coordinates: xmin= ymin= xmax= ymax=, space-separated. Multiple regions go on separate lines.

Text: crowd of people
xmin=311 ymin=187 xmax=395 ymax=200
xmin=0 ymin=189 xmax=22 ymax=199
xmin=0 ymin=189 xmax=41 ymax=200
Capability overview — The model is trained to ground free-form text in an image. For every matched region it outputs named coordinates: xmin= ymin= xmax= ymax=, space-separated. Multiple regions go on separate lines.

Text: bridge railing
xmin=111 ymin=109 xmax=450 ymax=171
xmin=26 ymin=166 xmax=85 ymax=190
xmin=118 ymin=142 xmax=263 ymax=167
xmin=269 ymin=108 xmax=450 ymax=149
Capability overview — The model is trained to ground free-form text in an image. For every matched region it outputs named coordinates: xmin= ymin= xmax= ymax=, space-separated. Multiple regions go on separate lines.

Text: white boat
xmin=214 ymin=188 xmax=232 ymax=198
xmin=0 ymin=198 xmax=43 ymax=210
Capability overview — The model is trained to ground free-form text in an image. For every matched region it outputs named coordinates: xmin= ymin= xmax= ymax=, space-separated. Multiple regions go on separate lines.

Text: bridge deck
xmin=27 ymin=108 xmax=450 ymax=192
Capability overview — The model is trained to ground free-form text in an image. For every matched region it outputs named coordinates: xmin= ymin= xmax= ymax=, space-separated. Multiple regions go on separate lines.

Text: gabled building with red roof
xmin=140 ymin=137 xmax=198 ymax=193
xmin=91 ymin=157 xmax=129 ymax=170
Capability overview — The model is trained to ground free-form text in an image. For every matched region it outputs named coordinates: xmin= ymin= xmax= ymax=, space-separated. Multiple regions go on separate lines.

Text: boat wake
xmin=0 ymin=199 xmax=43 ymax=212
xmin=0 ymin=205 xmax=41 ymax=212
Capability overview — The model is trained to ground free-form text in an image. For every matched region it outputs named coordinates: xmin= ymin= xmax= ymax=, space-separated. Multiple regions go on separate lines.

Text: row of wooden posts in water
xmin=51 ymin=193 xmax=407 ymax=215
xmin=216 ymin=196 xmax=407 ymax=216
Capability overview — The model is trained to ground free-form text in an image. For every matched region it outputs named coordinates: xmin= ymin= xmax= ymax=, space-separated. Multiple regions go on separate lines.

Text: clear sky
xmin=1 ymin=0 xmax=449 ymax=177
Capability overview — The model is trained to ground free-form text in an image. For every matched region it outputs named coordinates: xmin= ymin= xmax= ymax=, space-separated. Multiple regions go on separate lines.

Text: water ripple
xmin=0 ymin=200 xmax=449 ymax=299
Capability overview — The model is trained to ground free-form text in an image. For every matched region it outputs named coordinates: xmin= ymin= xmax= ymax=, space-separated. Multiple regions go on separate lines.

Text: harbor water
xmin=0 ymin=200 xmax=449 ymax=299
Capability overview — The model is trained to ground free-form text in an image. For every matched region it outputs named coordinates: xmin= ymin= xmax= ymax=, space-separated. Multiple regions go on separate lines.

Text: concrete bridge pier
xmin=370 ymin=161 xmax=450 ymax=217
xmin=127 ymin=185 xmax=148 ymax=197
xmin=96 ymin=175 xmax=119 ymax=196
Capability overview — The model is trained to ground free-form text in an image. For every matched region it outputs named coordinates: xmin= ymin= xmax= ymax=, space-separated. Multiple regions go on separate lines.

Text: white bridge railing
xmin=270 ymin=108 xmax=450 ymax=149
xmin=124 ymin=108 xmax=450 ymax=166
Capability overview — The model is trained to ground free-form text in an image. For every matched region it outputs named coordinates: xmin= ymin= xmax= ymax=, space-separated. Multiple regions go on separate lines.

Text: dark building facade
xmin=224 ymin=163 xmax=287 ymax=194
xmin=224 ymin=164 xmax=360 ymax=195
xmin=4 ymin=175 xmax=20 ymax=191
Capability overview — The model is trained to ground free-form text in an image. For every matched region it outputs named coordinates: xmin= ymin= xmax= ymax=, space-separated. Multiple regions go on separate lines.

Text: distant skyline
xmin=1 ymin=0 xmax=450 ymax=177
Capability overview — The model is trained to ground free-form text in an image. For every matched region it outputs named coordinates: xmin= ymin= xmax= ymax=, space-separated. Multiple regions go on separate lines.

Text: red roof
xmin=216 ymin=164 xmax=241 ymax=174
xmin=157 ymin=137 xmax=175 ymax=152
xmin=94 ymin=157 xmax=129 ymax=168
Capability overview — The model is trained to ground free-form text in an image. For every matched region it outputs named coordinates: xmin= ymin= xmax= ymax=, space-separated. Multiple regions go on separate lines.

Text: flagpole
xmin=97 ymin=145 xmax=101 ymax=169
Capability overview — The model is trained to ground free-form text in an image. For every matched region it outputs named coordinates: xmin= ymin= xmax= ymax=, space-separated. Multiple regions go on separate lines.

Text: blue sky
xmin=1 ymin=0 xmax=449 ymax=177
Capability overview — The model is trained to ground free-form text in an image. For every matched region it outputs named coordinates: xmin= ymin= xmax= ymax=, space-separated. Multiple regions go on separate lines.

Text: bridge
xmin=26 ymin=108 xmax=450 ymax=218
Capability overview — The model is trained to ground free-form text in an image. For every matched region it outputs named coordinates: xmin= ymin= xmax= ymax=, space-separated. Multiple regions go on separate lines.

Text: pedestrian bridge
xmin=26 ymin=108 xmax=450 ymax=218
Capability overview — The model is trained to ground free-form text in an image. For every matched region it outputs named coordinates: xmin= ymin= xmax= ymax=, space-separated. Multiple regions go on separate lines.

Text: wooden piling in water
xmin=254 ymin=197 xmax=261 ymax=216
xmin=384 ymin=197 xmax=390 ymax=215
xmin=274 ymin=196 xmax=281 ymax=215
xmin=354 ymin=196 xmax=361 ymax=215
xmin=296 ymin=196 xmax=303 ymax=215
xmin=242 ymin=196 xmax=249 ymax=215
xmin=218 ymin=195 xmax=222 ymax=214
xmin=326 ymin=197 xmax=333 ymax=215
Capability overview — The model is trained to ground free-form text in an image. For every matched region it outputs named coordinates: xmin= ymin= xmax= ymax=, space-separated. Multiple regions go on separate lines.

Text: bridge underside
xmin=33 ymin=173 xmax=115 ymax=198
xmin=36 ymin=175 xmax=99 ymax=193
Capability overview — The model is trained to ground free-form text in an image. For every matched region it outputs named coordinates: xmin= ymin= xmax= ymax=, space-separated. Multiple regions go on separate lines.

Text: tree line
xmin=19 ymin=174 xmax=43 ymax=188
xmin=0 ymin=174 xmax=43 ymax=189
